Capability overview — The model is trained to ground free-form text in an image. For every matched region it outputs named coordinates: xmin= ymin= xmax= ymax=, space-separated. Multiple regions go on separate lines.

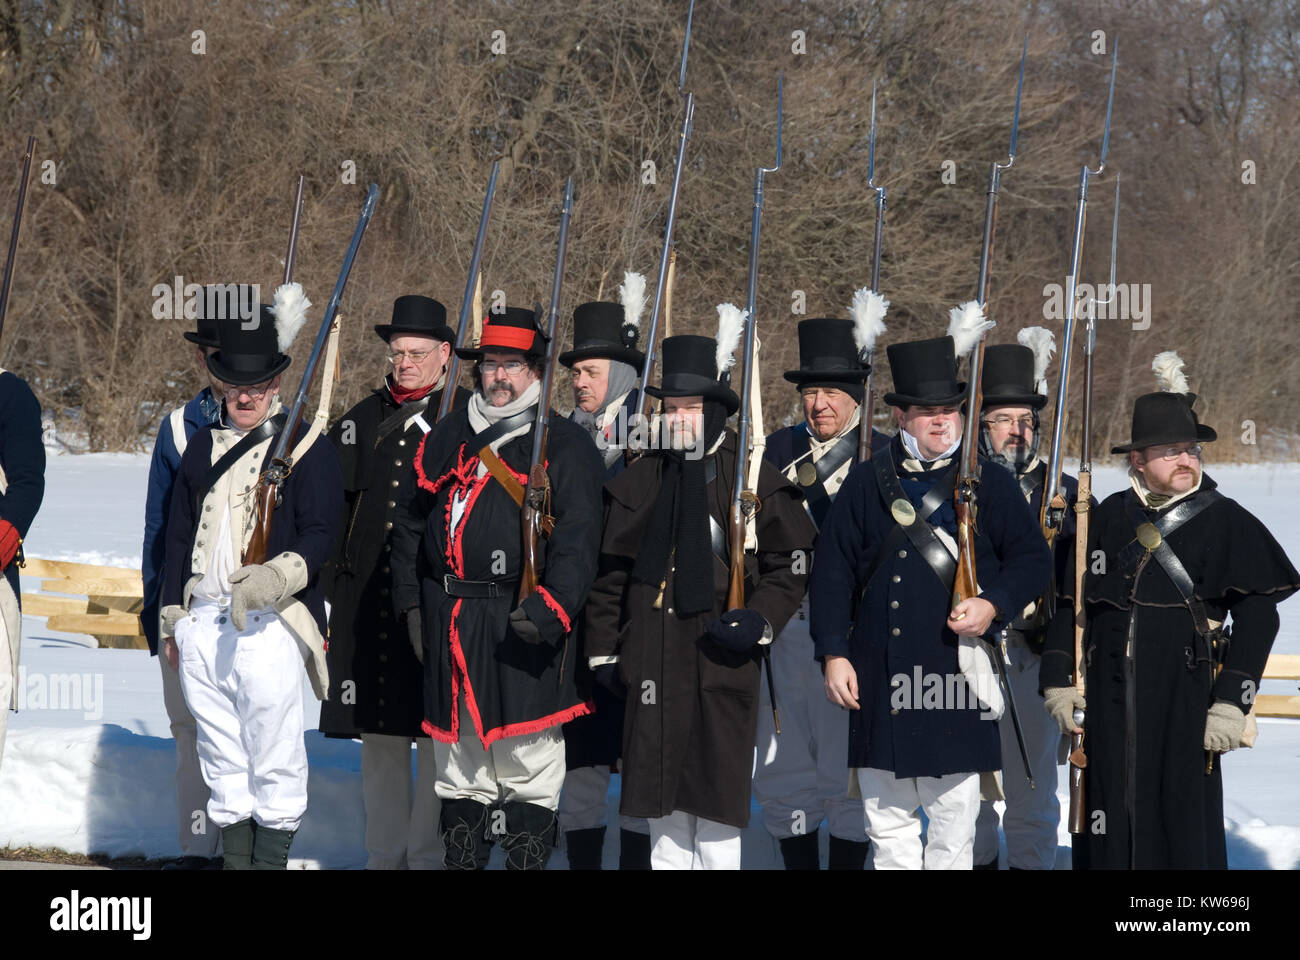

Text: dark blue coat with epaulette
xmin=809 ymin=435 xmax=1051 ymax=777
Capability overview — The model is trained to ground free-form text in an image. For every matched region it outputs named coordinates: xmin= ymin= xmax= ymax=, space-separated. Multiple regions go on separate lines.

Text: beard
xmin=487 ymin=381 xmax=518 ymax=406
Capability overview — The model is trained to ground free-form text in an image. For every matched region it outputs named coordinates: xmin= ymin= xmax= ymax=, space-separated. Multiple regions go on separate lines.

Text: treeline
xmin=1 ymin=0 xmax=1296 ymax=459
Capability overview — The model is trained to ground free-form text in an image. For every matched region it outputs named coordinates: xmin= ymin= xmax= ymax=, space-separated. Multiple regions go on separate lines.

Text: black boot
xmin=565 ymin=826 xmax=606 ymax=870
xmin=219 ymin=820 xmax=255 ymax=870
xmin=828 ymin=836 xmax=870 ymax=871
xmin=250 ymin=825 xmax=295 ymax=869
xmin=618 ymin=828 xmax=652 ymax=871
xmin=501 ymin=802 xmax=557 ymax=871
xmin=441 ymin=798 xmax=492 ymax=871
xmin=779 ymin=832 xmax=821 ymax=870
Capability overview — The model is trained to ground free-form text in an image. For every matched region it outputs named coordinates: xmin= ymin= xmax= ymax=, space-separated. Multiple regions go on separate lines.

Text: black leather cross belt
xmin=442 ymin=574 xmax=509 ymax=598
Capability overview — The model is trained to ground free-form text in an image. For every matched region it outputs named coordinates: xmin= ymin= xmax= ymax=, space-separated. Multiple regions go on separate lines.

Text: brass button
xmin=897 ymin=549 xmax=907 ymax=559
xmin=891 ymin=627 xmax=901 ymax=637
xmin=385 ymin=522 xmax=393 ymax=530
xmin=391 ymin=480 xmax=400 ymax=488
xmin=666 ymin=607 xmax=674 ymax=615
xmin=398 ymin=439 xmax=406 ymax=447
xmin=394 ymin=460 xmax=403 ymax=467
xmin=890 ymin=600 xmax=899 ymax=609
xmin=892 ymin=575 xmax=901 ymax=584
xmin=387 ymin=500 xmax=396 ymax=509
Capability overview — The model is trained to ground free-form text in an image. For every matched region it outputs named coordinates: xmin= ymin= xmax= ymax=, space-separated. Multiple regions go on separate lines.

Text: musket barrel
xmin=0 ymin=136 xmax=36 ymax=345
xmin=283 ymin=174 xmax=306 ymax=286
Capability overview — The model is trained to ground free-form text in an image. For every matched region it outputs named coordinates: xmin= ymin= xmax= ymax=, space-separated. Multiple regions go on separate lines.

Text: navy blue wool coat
xmin=0 ymin=372 xmax=45 ymax=602
xmin=809 ymin=435 xmax=1051 ymax=778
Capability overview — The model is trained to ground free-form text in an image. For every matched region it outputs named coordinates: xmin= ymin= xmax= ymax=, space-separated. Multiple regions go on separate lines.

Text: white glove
xmin=161 ymin=605 xmax=187 ymax=637
xmin=1203 ymin=701 xmax=1246 ymax=753
xmin=229 ymin=564 xmax=288 ymax=631
xmin=1043 ymin=686 xmax=1086 ymax=735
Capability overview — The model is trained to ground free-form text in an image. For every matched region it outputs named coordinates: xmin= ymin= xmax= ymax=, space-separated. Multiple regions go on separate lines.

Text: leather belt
xmin=443 ymin=574 xmax=508 ymax=599
xmin=864 ymin=453 xmax=959 ymax=591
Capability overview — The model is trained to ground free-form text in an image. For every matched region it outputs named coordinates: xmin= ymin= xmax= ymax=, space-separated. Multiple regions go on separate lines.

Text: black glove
xmin=705 ymin=608 xmax=767 ymax=653
xmin=509 ymin=605 xmax=543 ymax=644
xmin=406 ymin=607 xmax=424 ymax=664
xmin=594 ymin=663 xmax=627 ymax=700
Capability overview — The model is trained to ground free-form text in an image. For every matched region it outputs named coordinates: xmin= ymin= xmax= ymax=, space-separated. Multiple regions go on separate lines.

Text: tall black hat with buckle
xmin=454 ymin=306 xmax=547 ymax=360
xmin=1111 ymin=351 xmax=1217 ymax=453
xmin=185 ymin=284 xmax=254 ymax=348
xmin=373 ymin=295 xmax=455 ymax=344
xmin=205 ymin=282 xmax=310 ymax=386
xmin=560 ymin=270 xmax=646 ymax=369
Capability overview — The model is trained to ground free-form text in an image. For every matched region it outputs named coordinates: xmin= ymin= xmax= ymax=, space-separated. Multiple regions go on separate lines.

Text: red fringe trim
xmin=480 ymin=700 xmax=594 ymax=748
xmin=535 ymin=585 xmax=571 ymax=633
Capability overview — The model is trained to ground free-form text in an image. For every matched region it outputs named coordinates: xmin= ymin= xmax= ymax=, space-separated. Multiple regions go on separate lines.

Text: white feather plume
xmin=1152 ymin=351 xmax=1190 ymax=394
xmin=272 ymin=281 xmax=312 ymax=353
xmin=849 ymin=287 xmax=889 ymax=356
xmin=618 ymin=271 xmax=647 ymax=332
xmin=1017 ymin=326 xmax=1056 ymax=395
xmin=947 ymin=299 xmax=994 ymax=358
xmin=715 ymin=302 xmax=747 ymax=378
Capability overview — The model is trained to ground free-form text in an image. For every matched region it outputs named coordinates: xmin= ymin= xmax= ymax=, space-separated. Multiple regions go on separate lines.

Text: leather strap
xmin=869 ymin=452 xmax=959 ymax=590
xmin=474 ymin=407 xmax=555 ymax=537
xmin=785 ymin=427 xmax=855 ymax=530
xmin=193 ymin=414 xmax=285 ymax=513
xmin=374 ymin=395 xmax=431 ymax=445
xmin=1123 ymin=490 xmax=1222 ymax=637
xmin=1018 ymin=461 xmax=1045 ymax=502
xmin=443 ymin=573 xmax=508 ymax=599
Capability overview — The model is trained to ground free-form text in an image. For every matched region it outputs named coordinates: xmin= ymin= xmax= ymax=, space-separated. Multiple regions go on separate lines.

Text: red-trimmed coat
xmin=390 ymin=405 xmax=603 ymax=748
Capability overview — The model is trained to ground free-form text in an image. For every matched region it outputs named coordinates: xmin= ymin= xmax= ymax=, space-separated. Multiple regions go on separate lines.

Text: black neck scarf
xmin=631 ymin=401 xmax=728 ymax=617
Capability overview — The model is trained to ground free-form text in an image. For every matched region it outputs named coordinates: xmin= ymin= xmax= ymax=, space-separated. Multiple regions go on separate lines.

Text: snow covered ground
xmin=1 ymin=451 xmax=1296 ymax=868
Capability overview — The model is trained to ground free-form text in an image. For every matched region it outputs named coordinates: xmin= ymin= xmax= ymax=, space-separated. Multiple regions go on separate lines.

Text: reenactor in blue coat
xmin=810 ymin=333 xmax=1050 ymax=869
xmin=754 ymin=317 xmax=884 ymax=870
xmin=555 ymin=273 xmax=653 ymax=870
xmin=971 ymin=331 xmax=1087 ymax=870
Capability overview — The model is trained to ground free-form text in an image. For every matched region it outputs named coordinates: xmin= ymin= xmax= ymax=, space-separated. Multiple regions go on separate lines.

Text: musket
xmin=518 ymin=176 xmax=575 ymax=602
xmin=283 ymin=174 xmax=305 ymax=285
xmin=1041 ymin=41 xmax=1118 ymax=546
xmin=437 ymin=161 xmax=501 ymax=423
xmin=244 ymin=183 xmax=380 ymax=564
xmin=727 ymin=73 xmax=782 ymax=732
xmin=950 ymin=35 xmax=1027 ymax=613
xmin=859 ymin=82 xmax=886 ymax=463
xmin=0 ymin=136 xmax=36 ymax=346
xmin=633 ymin=0 xmax=695 ymax=445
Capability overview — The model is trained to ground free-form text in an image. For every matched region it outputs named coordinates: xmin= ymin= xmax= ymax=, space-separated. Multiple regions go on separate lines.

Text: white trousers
xmin=857 ymin=767 xmax=980 ymax=870
xmin=159 ymin=649 xmax=220 ymax=856
xmin=557 ymin=765 xmax=650 ymax=834
xmin=973 ymin=636 xmax=1062 ymax=869
xmin=648 ymin=811 xmax=742 ymax=870
xmin=362 ymin=733 xmax=444 ymax=869
xmin=753 ymin=607 xmax=863 ymax=840
xmin=176 ymin=604 xmax=308 ymax=831
xmin=0 ymin=614 xmax=9 ymax=771
xmin=433 ymin=696 xmax=566 ymax=810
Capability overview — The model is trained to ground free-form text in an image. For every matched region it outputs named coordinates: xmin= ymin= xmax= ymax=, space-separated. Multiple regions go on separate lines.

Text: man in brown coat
xmin=584 ymin=330 xmax=815 ymax=869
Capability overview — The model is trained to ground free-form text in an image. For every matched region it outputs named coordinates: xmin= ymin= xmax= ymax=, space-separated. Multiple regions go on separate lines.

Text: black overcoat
xmin=583 ymin=431 xmax=815 ymax=828
xmin=320 ymin=382 xmax=468 ymax=738
xmin=1041 ymin=475 xmax=1299 ymax=868
xmin=390 ymin=404 xmax=604 ymax=747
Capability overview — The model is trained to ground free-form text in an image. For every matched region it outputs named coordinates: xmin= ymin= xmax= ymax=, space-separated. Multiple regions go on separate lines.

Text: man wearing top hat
xmin=972 ymin=330 xmax=1089 ymax=870
xmin=159 ymin=285 xmax=344 ymax=869
xmin=142 ymin=285 xmax=239 ymax=869
xmin=390 ymin=307 xmax=604 ymax=870
xmin=810 ymin=326 xmax=1050 ymax=870
xmin=583 ymin=320 xmax=816 ymax=869
xmin=320 ymin=295 xmax=469 ymax=870
xmin=0 ymin=341 xmax=44 ymax=779
xmin=753 ymin=316 xmax=886 ymax=870
xmin=554 ymin=273 xmax=653 ymax=870
xmin=1041 ymin=353 xmax=1298 ymax=869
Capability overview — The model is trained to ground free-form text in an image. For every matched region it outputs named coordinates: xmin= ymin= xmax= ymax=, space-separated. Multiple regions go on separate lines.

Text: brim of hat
xmin=1110 ymin=422 xmax=1217 ymax=454
xmin=882 ymin=385 xmax=967 ymax=409
xmin=454 ymin=345 xmax=544 ymax=361
xmin=374 ymin=324 xmax=457 ymax=344
xmin=645 ymin=383 xmax=741 ymax=416
xmin=981 ymin=390 xmax=1048 ymax=411
xmin=183 ymin=332 xmax=220 ymax=348
xmin=783 ymin=370 xmax=870 ymax=386
xmin=558 ymin=346 xmax=646 ymax=369
xmin=206 ymin=353 xmax=292 ymax=386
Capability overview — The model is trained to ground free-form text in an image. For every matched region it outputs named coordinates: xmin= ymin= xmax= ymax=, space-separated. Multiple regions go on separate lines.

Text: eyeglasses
xmin=983 ymin=415 xmax=1036 ymax=430
xmin=480 ymin=359 xmax=528 ymax=376
xmin=223 ymin=381 xmax=273 ymax=399
xmin=388 ymin=349 xmax=435 ymax=365
xmin=1147 ymin=444 xmax=1203 ymax=461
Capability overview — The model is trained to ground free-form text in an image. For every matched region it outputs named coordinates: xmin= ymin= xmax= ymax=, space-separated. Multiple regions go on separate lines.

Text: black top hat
xmin=882 ymin=336 xmax=966 ymax=408
xmin=454 ymin=306 xmax=546 ymax=360
xmin=981 ymin=344 xmax=1047 ymax=411
xmin=645 ymin=334 xmax=740 ymax=415
xmin=783 ymin=317 xmax=871 ymax=388
xmin=184 ymin=284 xmax=250 ymax=348
xmin=373 ymin=295 xmax=456 ymax=344
xmin=1110 ymin=392 xmax=1217 ymax=454
xmin=558 ymin=301 xmax=645 ymax=369
xmin=206 ymin=306 xmax=292 ymax=386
